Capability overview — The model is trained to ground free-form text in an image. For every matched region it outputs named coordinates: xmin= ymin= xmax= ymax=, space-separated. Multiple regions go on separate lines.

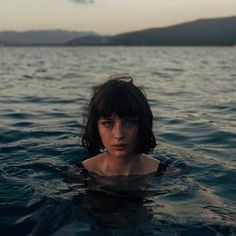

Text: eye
xmin=101 ymin=120 xmax=113 ymax=128
xmin=123 ymin=119 xmax=138 ymax=128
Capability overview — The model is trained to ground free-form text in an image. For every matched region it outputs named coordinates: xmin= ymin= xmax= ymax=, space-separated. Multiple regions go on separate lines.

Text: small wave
xmin=197 ymin=130 xmax=236 ymax=147
xmin=159 ymin=132 xmax=189 ymax=143
xmin=12 ymin=121 xmax=34 ymax=127
xmin=23 ymin=96 xmax=77 ymax=104
xmin=151 ymin=71 xmax=172 ymax=78
xmin=43 ymin=112 xmax=71 ymax=118
xmin=1 ymin=129 xmax=67 ymax=144
xmin=41 ymin=75 xmax=56 ymax=80
xmin=2 ymin=112 xmax=35 ymax=119
xmin=164 ymin=67 xmax=184 ymax=72
xmin=22 ymin=75 xmax=34 ymax=79
xmin=13 ymin=162 xmax=67 ymax=178
xmin=62 ymin=73 xmax=79 ymax=79
xmin=36 ymin=69 xmax=47 ymax=73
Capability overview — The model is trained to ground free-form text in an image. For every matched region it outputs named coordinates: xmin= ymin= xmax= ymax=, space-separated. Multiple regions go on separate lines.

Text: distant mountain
xmin=67 ymin=15 xmax=236 ymax=46
xmin=0 ymin=30 xmax=97 ymax=45
xmin=68 ymin=35 xmax=111 ymax=46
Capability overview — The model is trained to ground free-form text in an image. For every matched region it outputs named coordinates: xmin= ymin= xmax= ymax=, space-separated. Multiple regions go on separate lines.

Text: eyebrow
xmin=99 ymin=117 xmax=113 ymax=120
xmin=99 ymin=117 xmax=138 ymax=121
xmin=121 ymin=116 xmax=138 ymax=120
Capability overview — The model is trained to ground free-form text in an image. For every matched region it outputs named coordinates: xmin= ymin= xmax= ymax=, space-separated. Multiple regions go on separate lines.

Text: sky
xmin=0 ymin=0 xmax=236 ymax=35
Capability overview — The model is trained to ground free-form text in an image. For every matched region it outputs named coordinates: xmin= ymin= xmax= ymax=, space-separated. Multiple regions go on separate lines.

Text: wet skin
xmin=82 ymin=114 xmax=159 ymax=176
xmin=97 ymin=115 xmax=139 ymax=159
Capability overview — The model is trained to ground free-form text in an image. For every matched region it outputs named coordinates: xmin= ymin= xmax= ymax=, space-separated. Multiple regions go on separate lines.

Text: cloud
xmin=69 ymin=0 xmax=95 ymax=4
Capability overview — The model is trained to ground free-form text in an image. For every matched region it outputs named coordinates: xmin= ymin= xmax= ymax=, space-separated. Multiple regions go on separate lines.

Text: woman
xmin=31 ymin=76 xmax=166 ymax=235
xmin=72 ymin=75 xmax=166 ymax=178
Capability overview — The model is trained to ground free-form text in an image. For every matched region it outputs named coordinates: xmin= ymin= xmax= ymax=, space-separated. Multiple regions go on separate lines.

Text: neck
xmin=103 ymin=151 xmax=141 ymax=175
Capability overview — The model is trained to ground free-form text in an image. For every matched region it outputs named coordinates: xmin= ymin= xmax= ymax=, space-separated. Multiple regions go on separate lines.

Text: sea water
xmin=0 ymin=47 xmax=236 ymax=235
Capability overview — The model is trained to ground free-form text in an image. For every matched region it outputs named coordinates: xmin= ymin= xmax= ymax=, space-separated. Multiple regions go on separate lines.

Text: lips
xmin=112 ymin=144 xmax=127 ymax=150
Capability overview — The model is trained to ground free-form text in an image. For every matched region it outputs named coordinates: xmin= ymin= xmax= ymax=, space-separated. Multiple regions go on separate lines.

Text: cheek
xmin=98 ymin=128 xmax=109 ymax=142
xmin=129 ymin=128 xmax=139 ymax=141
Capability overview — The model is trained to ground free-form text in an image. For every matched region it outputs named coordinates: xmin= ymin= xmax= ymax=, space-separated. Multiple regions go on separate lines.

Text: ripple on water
xmin=22 ymin=75 xmax=35 ymax=80
xmin=12 ymin=121 xmax=35 ymax=127
xmin=2 ymin=112 xmax=36 ymax=120
xmin=22 ymin=96 xmax=78 ymax=104
xmin=0 ymin=47 xmax=236 ymax=235
xmin=1 ymin=129 xmax=67 ymax=144
xmin=196 ymin=130 xmax=236 ymax=148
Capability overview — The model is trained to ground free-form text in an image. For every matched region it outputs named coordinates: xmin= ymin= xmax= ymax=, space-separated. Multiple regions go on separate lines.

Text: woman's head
xmin=82 ymin=75 xmax=156 ymax=156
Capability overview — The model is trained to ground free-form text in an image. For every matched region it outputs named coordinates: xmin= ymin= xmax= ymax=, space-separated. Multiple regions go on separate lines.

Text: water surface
xmin=0 ymin=47 xmax=236 ymax=235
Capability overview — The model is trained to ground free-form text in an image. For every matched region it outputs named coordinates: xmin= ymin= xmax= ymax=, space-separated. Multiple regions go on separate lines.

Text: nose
xmin=112 ymin=122 xmax=124 ymax=140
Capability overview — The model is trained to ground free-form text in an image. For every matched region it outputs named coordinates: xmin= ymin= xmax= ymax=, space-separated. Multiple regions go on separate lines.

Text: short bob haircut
xmin=81 ymin=75 xmax=156 ymax=156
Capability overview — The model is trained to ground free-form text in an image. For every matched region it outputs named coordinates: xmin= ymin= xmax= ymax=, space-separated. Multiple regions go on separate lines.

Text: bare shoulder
xmin=82 ymin=154 xmax=103 ymax=172
xmin=141 ymin=154 xmax=160 ymax=164
xmin=140 ymin=154 xmax=160 ymax=173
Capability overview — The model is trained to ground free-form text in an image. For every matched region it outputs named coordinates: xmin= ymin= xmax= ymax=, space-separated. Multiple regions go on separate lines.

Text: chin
xmin=111 ymin=150 xmax=133 ymax=158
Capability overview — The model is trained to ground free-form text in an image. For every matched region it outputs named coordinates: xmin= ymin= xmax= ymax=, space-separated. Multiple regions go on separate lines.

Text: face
xmin=97 ymin=114 xmax=139 ymax=158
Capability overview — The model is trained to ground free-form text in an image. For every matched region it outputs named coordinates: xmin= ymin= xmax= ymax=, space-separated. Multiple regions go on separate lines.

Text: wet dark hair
xmin=81 ymin=75 xmax=156 ymax=156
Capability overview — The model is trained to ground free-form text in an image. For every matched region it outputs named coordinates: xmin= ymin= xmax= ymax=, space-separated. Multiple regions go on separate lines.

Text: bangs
xmin=94 ymin=85 xmax=142 ymax=118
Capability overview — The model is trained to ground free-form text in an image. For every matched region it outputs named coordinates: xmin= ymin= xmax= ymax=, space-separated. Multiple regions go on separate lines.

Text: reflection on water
xmin=87 ymin=172 xmax=156 ymax=192
xmin=32 ymin=172 xmax=166 ymax=235
xmin=0 ymin=47 xmax=236 ymax=235
xmin=30 ymin=157 xmax=236 ymax=235
xmin=74 ymin=190 xmax=152 ymax=229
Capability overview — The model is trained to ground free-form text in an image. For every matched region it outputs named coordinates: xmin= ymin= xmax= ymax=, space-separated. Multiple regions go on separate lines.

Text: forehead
xmin=99 ymin=114 xmax=138 ymax=120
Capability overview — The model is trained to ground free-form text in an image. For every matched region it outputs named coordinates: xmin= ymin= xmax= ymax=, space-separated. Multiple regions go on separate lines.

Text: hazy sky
xmin=0 ymin=0 xmax=236 ymax=34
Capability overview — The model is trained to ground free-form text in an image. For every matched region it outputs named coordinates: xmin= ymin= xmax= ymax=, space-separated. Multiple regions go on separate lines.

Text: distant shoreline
xmin=1 ymin=15 xmax=235 ymax=47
